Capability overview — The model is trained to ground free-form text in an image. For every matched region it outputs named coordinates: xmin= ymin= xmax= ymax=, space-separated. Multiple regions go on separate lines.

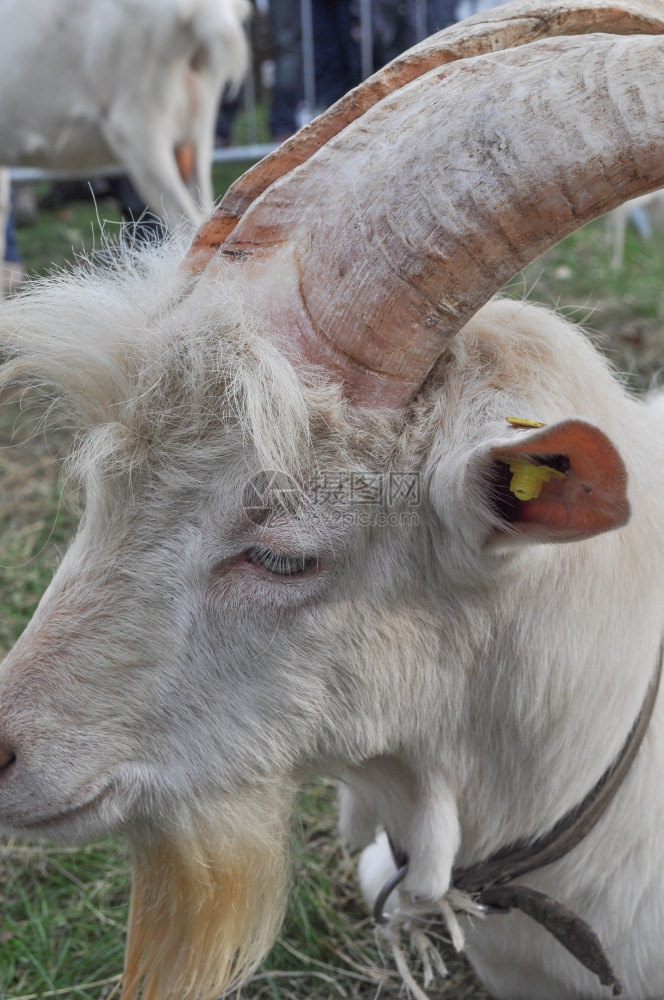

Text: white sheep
xmin=0 ymin=0 xmax=248 ymax=230
xmin=1 ymin=3 xmax=664 ymax=1000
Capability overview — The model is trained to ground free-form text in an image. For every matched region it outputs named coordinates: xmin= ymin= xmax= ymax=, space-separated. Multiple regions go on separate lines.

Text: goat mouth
xmin=16 ymin=785 xmax=114 ymax=832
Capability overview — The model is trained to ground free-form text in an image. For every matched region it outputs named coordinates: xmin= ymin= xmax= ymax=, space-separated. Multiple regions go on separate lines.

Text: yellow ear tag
xmin=497 ymin=458 xmax=566 ymax=501
xmin=497 ymin=417 xmax=566 ymax=501
xmin=505 ymin=416 xmax=546 ymax=430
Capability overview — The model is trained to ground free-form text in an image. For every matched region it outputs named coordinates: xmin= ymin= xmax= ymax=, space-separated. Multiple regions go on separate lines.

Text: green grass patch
xmin=0 ymin=840 xmax=129 ymax=1000
xmin=504 ymin=218 xmax=664 ymax=393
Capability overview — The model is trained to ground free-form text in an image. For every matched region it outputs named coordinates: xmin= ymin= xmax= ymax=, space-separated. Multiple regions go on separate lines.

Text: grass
xmin=0 ymin=840 xmax=128 ymax=999
xmin=504 ymin=218 xmax=664 ymax=391
xmin=1 ymin=165 xmax=663 ymax=1000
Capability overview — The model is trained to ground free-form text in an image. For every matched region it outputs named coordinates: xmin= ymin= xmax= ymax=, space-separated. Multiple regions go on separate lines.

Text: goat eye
xmin=247 ymin=546 xmax=316 ymax=577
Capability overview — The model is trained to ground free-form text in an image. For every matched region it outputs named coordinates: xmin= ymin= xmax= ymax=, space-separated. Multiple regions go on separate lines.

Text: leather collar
xmin=375 ymin=645 xmax=663 ymax=996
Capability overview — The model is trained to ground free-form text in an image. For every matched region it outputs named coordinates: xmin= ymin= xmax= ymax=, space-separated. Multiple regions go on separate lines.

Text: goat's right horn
xmin=195 ymin=14 xmax=664 ymax=408
xmin=190 ymin=0 xmax=664 ymax=256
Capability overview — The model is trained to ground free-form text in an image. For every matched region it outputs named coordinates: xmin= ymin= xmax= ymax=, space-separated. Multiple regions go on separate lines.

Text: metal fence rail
xmin=9 ymin=145 xmax=280 ymax=185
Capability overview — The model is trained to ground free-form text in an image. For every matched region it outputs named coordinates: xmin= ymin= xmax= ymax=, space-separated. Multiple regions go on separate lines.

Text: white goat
xmin=608 ymin=189 xmax=664 ymax=269
xmin=0 ymin=0 xmax=248 ymax=230
xmin=1 ymin=3 xmax=664 ymax=1000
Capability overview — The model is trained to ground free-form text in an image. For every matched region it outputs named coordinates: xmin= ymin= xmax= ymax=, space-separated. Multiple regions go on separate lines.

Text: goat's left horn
xmin=198 ymin=32 xmax=664 ymax=407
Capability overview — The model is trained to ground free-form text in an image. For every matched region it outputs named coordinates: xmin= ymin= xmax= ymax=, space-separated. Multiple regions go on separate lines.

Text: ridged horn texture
xmin=190 ymin=2 xmax=664 ymax=407
xmin=190 ymin=0 xmax=664 ymax=261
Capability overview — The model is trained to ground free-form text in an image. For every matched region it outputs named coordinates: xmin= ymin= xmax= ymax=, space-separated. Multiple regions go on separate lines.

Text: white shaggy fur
xmin=0 ymin=235 xmax=663 ymax=998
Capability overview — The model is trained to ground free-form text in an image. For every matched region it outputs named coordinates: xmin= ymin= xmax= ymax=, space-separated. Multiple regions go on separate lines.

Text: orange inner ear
xmin=490 ymin=420 xmax=630 ymax=541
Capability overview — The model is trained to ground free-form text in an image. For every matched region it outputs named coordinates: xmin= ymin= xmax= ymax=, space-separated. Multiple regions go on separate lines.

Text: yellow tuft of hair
xmin=119 ymin=789 xmax=293 ymax=1000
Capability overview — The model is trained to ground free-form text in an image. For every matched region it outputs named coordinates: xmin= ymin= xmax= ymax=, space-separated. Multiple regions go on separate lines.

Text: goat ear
xmin=488 ymin=420 xmax=630 ymax=542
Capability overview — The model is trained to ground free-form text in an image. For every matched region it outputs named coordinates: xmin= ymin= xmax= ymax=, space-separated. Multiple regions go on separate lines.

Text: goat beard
xmin=119 ymin=784 xmax=294 ymax=1000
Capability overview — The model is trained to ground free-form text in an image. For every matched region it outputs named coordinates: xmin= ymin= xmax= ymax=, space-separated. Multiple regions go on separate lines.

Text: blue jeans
xmin=427 ymin=0 xmax=458 ymax=32
xmin=312 ymin=0 xmax=361 ymax=108
xmin=270 ymin=0 xmax=303 ymax=136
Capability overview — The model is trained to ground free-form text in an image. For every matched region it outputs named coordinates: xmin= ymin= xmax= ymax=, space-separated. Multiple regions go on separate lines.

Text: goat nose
xmin=0 ymin=744 xmax=16 ymax=773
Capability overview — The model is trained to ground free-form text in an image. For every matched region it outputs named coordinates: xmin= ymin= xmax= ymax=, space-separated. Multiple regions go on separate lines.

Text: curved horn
xmin=204 ymin=31 xmax=664 ymax=407
xmin=189 ymin=0 xmax=664 ymax=264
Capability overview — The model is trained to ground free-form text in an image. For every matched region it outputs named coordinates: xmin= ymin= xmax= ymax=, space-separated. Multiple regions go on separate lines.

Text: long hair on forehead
xmin=119 ymin=784 xmax=295 ymax=1000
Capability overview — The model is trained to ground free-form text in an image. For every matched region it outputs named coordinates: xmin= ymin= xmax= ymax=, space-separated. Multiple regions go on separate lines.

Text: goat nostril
xmin=0 ymin=745 xmax=16 ymax=773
